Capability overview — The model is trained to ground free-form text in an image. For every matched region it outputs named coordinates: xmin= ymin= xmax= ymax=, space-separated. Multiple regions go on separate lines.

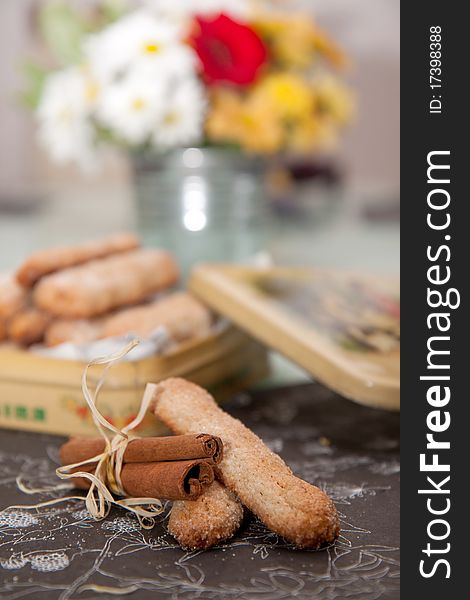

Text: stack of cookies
xmin=0 ymin=233 xmax=212 ymax=349
xmin=153 ymin=378 xmax=340 ymax=550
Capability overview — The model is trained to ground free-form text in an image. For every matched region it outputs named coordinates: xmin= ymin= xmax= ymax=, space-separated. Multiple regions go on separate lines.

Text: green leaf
xmin=38 ymin=1 xmax=86 ymax=65
xmin=20 ymin=61 xmax=48 ymax=109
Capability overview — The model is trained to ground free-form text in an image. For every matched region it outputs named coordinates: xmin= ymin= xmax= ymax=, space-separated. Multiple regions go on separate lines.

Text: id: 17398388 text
xmin=429 ymin=26 xmax=443 ymax=114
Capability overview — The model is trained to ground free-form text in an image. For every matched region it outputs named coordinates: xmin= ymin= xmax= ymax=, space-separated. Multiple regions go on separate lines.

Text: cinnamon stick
xmin=60 ymin=434 xmax=223 ymax=466
xmin=70 ymin=459 xmax=214 ymax=501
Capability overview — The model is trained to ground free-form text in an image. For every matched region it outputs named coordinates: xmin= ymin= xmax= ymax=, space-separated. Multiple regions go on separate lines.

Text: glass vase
xmin=132 ymin=148 xmax=270 ymax=278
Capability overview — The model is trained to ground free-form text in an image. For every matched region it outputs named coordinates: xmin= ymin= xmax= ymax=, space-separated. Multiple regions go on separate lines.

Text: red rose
xmin=192 ymin=13 xmax=268 ymax=86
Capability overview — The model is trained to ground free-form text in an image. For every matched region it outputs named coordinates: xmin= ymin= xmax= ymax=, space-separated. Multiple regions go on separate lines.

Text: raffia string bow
xmin=14 ymin=339 xmax=164 ymax=529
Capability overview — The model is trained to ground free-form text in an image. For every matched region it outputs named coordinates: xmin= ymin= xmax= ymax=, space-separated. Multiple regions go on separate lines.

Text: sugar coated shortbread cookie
xmin=150 ymin=378 xmax=340 ymax=549
xmin=169 ymin=481 xmax=243 ymax=550
xmin=16 ymin=233 xmax=139 ymax=287
xmin=34 ymin=249 xmax=179 ymax=318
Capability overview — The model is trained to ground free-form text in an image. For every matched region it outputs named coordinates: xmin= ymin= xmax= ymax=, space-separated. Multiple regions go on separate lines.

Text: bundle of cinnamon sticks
xmin=59 ymin=433 xmax=223 ymax=501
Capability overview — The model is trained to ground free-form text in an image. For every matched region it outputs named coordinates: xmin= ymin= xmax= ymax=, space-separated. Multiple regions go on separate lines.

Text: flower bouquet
xmin=24 ymin=0 xmax=353 ymax=171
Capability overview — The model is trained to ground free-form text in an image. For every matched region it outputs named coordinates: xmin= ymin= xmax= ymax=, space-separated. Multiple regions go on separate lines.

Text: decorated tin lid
xmin=189 ymin=264 xmax=400 ymax=410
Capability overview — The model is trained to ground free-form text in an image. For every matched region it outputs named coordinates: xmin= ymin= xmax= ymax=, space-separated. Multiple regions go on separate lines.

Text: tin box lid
xmin=189 ymin=264 xmax=400 ymax=410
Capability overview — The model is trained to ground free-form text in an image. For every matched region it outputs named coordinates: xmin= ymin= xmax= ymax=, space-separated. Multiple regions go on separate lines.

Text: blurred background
xmin=0 ymin=0 xmax=399 ymax=275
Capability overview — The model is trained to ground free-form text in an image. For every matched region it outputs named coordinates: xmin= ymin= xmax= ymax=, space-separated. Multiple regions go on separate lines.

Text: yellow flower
xmin=206 ymin=88 xmax=284 ymax=154
xmin=314 ymin=28 xmax=349 ymax=69
xmin=288 ymin=116 xmax=337 ymax=153
xmin=253 ymin=73 xmax=315 ymax=120
xmin=206 ymin=89 xmax=243 ymax=142
xmin=315 ymin=76 xmax=355 ymax=125
xmin=285 ymin=76 xmax=353 ymax=152
xmin=253 ymin=13 xmax=349 ymax=70
xmin=237 ymin=100 xmax=284 ymax=153
xmin=254 ymin=15 xmax=317 ymax=69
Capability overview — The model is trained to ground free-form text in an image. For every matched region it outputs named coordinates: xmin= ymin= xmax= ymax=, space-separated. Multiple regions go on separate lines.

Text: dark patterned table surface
xmin=0 ymin=383 xmax=399 ymax=600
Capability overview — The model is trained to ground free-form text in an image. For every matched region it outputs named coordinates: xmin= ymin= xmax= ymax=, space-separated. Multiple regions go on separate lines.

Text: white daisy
xmin=84 ymin=10 xmax=193 ymax=84
xmin=36 ymin=67 xmax=97 ymax=170
xmin=153 ymin=77 xmax=206 ymax=149
xmin=96 ymin=69 xmax=166 ymax=145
